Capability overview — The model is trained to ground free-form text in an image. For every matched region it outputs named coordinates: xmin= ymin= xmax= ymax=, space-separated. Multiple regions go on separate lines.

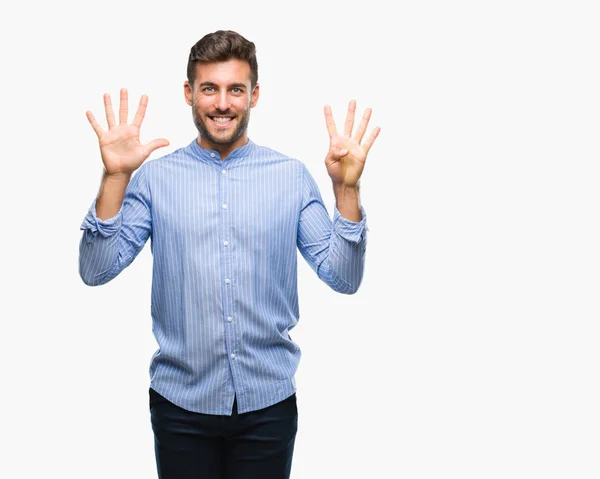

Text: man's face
xmin=184 ymin=59 xmax=259 ymax=156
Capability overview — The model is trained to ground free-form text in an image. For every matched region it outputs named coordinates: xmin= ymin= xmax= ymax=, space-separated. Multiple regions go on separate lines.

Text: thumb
xmin=335 ymin=147 xmax=348 ymax=158
xmin=143 ymin=138 xmax=170 ymax=157
xmin=326 ymin=147 xmax=348 ymax=164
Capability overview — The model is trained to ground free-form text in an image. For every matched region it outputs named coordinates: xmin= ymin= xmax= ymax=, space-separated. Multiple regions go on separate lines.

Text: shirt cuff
xmin=332 ymin=205 xmax=368 ymax=244
xmin=80 ymin=199 xmax=123 ymax=238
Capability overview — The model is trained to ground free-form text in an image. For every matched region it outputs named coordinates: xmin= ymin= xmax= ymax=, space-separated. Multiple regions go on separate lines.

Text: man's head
xmin=184 ymin=30 xmax=260 ymax=157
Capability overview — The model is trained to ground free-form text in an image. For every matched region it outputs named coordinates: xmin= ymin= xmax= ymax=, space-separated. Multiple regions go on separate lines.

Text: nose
xmin=215 ymin=90 xmax=231 ymax=112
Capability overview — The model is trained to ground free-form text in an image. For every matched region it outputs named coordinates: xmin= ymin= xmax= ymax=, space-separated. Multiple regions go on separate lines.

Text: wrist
xmin=103 ymin=170 xmax=132 ymax=184
xmin=333 ymin=182 xmax=360 ymax=194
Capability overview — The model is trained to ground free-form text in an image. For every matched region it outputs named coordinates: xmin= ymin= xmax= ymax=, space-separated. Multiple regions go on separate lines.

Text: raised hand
xmin=86 ymin=88 xmax=169 ymax=177
xmin=324 ymin=100 xmax=380 ymax=188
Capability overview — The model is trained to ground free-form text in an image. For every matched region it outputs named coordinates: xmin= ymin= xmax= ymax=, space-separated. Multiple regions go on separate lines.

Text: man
xmin=79 ymin=30 xmax=380 ymax=479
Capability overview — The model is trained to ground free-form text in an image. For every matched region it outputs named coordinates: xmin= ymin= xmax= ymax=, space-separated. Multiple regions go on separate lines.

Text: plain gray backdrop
xmin=2 ymin=0 xmax=599 ymax=477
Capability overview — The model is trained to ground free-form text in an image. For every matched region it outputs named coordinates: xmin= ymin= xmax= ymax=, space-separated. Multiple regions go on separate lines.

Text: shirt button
xmin=223 ymin=240 xmax=229 ymax=246
xmin=210 ymin=153 xmax=216 ymax=158
xmin=231 ymin=353 xmax=236 ymax=359
xmin=225 ymin=278 xmax=231 ymax=284
xmin=227 ymin=316 xmax=233 ymax=322
xmin=221 ymin=169 xmax=227 ymax=175
xmin=222 ymin=204 xmax=228 ymax=209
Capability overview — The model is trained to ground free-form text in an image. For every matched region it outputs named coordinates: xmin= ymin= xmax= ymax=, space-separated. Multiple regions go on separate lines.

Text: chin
xmin=211 ymin=132 xmax=236 ymax=144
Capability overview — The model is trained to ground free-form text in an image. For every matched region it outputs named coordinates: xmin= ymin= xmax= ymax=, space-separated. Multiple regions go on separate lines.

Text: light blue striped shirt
xmin=79 ymin=139 xmax=367 ymax=415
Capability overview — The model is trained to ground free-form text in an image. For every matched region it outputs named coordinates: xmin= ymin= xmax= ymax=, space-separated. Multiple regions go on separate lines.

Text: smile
xmin=210 ymin=116 xmax=235 ymax=126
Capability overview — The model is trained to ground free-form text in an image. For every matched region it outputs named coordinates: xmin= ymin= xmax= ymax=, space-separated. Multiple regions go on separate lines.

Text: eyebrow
xmin=198 ymin=81 xmax=247 ymax=90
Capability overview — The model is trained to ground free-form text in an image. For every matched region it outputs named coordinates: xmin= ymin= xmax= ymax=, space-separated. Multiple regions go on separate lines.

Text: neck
xmin=197 ymin=134 xmax=249 ymax=160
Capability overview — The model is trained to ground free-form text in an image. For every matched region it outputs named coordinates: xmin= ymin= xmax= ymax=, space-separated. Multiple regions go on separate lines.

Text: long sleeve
xmin=296 ymin=164 xmax=367 ymax=294
xmin=79 ymin=165 xmax=152 ymax=286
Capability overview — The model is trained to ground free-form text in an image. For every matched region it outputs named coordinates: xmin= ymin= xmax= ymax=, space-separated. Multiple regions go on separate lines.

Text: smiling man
xmin=79 ymin=30 xmax=380 ymax=479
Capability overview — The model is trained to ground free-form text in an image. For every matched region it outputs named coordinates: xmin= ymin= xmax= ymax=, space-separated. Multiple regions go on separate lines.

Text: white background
xmin=2 ymin=0 xmax=600 ymax=478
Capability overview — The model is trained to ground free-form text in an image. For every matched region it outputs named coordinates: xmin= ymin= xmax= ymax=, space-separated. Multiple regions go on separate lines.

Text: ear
xmin=184 ymin=80 xmax=193 ymax=106
xmin=250 ymin=83 xmax=260 ymax=108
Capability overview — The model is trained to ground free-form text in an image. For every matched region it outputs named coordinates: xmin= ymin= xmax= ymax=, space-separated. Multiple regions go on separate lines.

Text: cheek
xmin=192 ymin=97 xmax=211 ymax=112
xmin=233 ymin=97 xmax=252 ymax=111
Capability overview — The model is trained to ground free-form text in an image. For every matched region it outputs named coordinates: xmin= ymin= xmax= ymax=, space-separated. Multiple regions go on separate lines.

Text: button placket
xmin=220 ymin=164 xmax=237 ymax=361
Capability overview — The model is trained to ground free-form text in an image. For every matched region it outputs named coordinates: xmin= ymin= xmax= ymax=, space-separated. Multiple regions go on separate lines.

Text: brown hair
xmin=187 ymin=30 xmax=258 ymax=88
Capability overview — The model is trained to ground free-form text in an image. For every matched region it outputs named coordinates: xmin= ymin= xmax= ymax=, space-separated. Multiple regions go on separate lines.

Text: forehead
xmin=194 ymin=59 xmax=251 ymax=85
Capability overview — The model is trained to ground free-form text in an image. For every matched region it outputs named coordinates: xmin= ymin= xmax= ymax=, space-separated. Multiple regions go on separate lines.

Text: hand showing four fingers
xmin=324 ymin=99 xmax=380 ymax=188
xmin=86 ymin=88 xmax=170 ymax=177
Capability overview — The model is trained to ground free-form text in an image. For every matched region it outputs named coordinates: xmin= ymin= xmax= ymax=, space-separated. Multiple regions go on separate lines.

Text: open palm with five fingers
xmin=86 ymin=88 xmax=170 ymax=177
xmin=324 ymin=99 xmax=380 ymax=188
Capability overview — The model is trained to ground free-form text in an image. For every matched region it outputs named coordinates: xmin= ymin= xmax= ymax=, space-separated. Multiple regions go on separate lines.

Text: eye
xmin=202 ymin=87 xmax=216 ymax=93
xmin=231 ymin=88 xmax=243 ymax=94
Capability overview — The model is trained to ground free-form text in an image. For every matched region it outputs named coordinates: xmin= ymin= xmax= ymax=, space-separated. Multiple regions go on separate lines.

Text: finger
xmin=362 ymin=127 xmax=381 ymax=155
xmin=344 ymin=99 xmax=356 ymax=137
xmin=104 ymin=93 xmax=116 ymax=128
xmin=324 ymin=105 xmax=338 ymax=138
xmin=354 ymin=108 xmax=372 ymax=144
xmin=327 ymin=146 xmax=349 ymax=162
xmin=332 ymin=147 xmax=348 ymax=158
xmin=86 ymin=110 xmax=104 ymax=138
xmin=132 ymin=94 xmax=149 ymax=128
xmin=119 ymin=88 xmax=128 ymax=125
xmin=336 ymin=147 xmax=349 ymax=158
xmin=142 ymin=138 xmax=170 ymax=158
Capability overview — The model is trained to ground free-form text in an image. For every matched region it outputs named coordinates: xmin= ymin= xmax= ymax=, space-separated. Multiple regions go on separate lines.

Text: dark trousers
xmin=149 ymin=388 xmax=298 ymax=479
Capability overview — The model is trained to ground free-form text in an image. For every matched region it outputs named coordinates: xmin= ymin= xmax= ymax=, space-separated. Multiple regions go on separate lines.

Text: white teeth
xmin=213 ymin=117 xmax=233 ymax=123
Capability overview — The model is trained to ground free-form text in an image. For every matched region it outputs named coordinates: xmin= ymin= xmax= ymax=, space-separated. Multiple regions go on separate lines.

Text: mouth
xmin=209 ymin=115 xmax=236 ymax=128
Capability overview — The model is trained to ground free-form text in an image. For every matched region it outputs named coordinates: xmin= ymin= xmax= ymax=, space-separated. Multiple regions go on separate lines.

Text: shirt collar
xmin=188 ymin=138 xmax=256 ymax=164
